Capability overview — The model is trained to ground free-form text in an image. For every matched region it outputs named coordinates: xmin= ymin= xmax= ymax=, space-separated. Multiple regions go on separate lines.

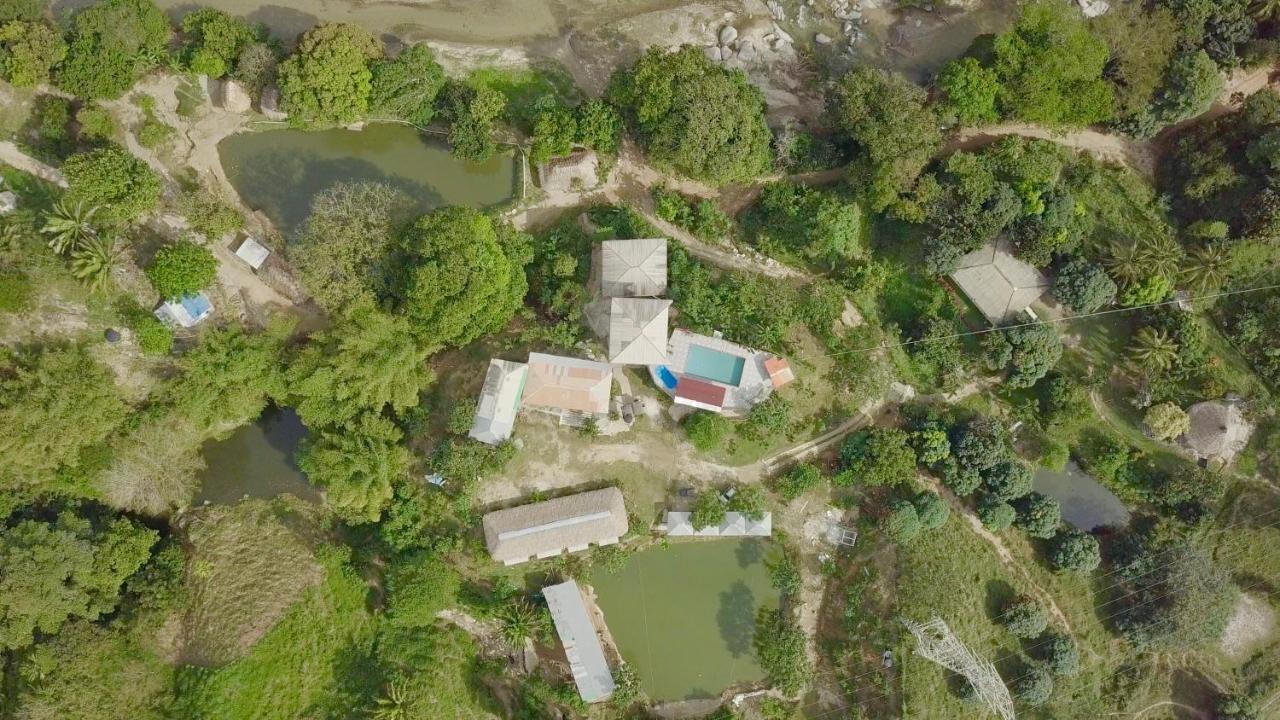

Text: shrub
xmin=978 ymin=496 xmax=1017 ymax=530
xmin=1047 ymin=529 xmax=1100 ymax=573
xmin=774 ymin=463 xmax=822 ymax=501
xmin=767 ymin=552 xmax=801 ymax=597
xmin=181 ymin=192 xmax=245 ymax=240
xmin=1143 ymin=402 xmax=1190 ymax=442
xmin=1039 ymin=633 xmax=1079 ymax=676
xmin=146 ymin=239 xmax=218 ymax=300
xmin=912 ymin=491 xmax=950 ymax=531
xmin=0 ymin=266 xmax=33 ymax=312
xmin=63 ymin=144 xmax=162 ymax=223
xmin=983 ymin=460 xmax=1034 ymax=502
xmin=131 ymin=314 xmax=174 ymax=354
xmin=690 ymin=489 xmax=727 ymax=530
xmin=728 ymin=485 xmax=767 ymax=521
xmin=1000 ymin=596 xmax=1048 ymax=638
xmin=879 ymin=499 xmax=922 ymax=544
xmin=1015 ymin=663 xmax=1054 ymax=706
xmin=75 ymin=105 xmax=117 ymax=141
xmin=684 ymin=411 xmax=731 ymax=452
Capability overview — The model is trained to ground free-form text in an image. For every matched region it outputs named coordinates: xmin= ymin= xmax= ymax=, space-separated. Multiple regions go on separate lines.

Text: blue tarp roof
xmin=179 ymin=293 xmax=212 ymax=317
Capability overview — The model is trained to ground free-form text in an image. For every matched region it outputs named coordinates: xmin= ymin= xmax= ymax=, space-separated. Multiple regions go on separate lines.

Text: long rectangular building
xmin=543 ymin=580 xmax=616 ymax=703
xmin=482 ymin=488 xmax=628 ymax=565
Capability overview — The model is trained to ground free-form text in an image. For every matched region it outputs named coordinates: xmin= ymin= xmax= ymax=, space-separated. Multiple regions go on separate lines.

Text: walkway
xmin=0 ymin=141 xmax=67 ymax=187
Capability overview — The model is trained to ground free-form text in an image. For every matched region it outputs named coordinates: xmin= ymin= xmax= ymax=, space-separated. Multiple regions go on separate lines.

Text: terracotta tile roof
xmin=674 ymin=376 xmax=727 ymax=410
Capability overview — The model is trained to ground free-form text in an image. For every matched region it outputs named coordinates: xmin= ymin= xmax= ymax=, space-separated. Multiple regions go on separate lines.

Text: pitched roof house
xmin=949 ymin=239 xmax=1050 ymax=324
xmin=608 ymin=298 xmax=671 ymax=365
xmin=522 ymin=353 xmax=613 ymax=420
xmin=1181 ymin=400 xmax=1253 ymax=465
xmin=482 ymin=487 xmax=628 ymax=565
xmin=543 ymin=580 xmax=616 ymax=703
xmin=468 ymin=359 xmax=528 ymax=445
xmin=600 ymin=239 xmax=668 ymax=298
xmin=154 ymin=292 xmax=213 ymax=328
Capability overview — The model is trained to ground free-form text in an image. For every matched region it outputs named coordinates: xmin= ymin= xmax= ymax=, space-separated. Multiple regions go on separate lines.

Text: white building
xmin=468 ymin=359 xmax=528 ymax=445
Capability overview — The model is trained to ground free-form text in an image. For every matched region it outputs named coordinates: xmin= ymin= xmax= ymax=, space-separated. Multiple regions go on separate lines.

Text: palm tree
xmin=1127 ymin=326 xmax=1179 ymax=374
xmin=1136 ymin=234 xmax=1183 ymax=279
xmin=370 ymin=679 xmax=409 ymax=720
xmin=497 ymin=600 xmax=546 ymax=649
xmin=41 ymin=200 xmax=98 ymax=256
xmin=1105 ymin=239 xmax=1144 ymax=284
xmin=1252 ymin=0 xmax=1280 ymax=21
xmin=70 ymin=234 xmax=123 ymax=293
xmin=1180 ymin=243 xmax=1232 ymax=296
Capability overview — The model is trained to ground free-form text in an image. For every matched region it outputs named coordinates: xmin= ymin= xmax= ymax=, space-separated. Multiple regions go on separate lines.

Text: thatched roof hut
xmin=482 ymin=488 xmax=627 ymax=565
xmin=1181 ymin=400 xmax=1253 ymax=464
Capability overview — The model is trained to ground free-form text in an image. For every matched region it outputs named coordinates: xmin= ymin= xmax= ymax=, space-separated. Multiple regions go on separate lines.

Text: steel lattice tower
xmin=902 ymin=616 xmax=1016 ymax=720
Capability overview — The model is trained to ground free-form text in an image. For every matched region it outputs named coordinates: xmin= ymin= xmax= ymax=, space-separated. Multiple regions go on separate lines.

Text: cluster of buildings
xmin=467 ymin=238 xmax=794 ymax=445
xmin=153 ymin=235 xmax=273 ymax=329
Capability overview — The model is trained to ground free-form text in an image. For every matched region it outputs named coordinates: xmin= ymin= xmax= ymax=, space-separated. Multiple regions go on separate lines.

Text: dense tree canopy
xmin=749 ymin=182 xmax=864 ymax=265
xmin=607 ymin=45 xmax=772 ymax=184
xmin=278 ymin=23 xmax=381 ymax=126
xmin=984 ymin=324 xmax=1063 ymax=388
xmin=180 ymin=8 xmax=254 ymax=78
xmin=936 ymin=57 xmax=1000 ymax=126
xmin=146 ymin=240 xmax=218 ymax=300
xmin=62 ymin=145 xmax=162 ymax=224
xmin=57 ymin=0 xmax=169 ymax=99
xmin=1053 ymin=258 xmax=1116 ymax=312
xmin=833 ymin=67 xmax=941 ymax=213
xmin=439 ymin=81 xmax=506 ymax=162
xmin=369 ymin=44 xmax=446 ymax=126
xmin=837 ymin=427 xmax=918 ymax=487
xmin=0 ymin=20 xmax=66 ymax=88
xmin=297 ymin=413 xmax=409 ymax=524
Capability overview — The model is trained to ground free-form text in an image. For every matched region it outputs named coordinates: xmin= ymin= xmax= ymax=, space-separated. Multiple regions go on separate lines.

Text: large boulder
xmin=218 ymin=79 xmax=252 ymax=114
xmin=258 ymin=86 xmax=288 ymax=121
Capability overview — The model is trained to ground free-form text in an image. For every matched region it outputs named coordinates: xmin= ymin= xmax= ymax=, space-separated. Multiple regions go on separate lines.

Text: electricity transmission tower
xmin=902 ymin=616 xmax=1016 ymax=720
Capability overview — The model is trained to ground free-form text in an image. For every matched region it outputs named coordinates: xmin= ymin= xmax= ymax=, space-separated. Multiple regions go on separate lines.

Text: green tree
xmin=1047 ymin=528 xmax=1100 ymax=573
xmin=685 ymin=411 xmax=731 ymax=451
xmin=439 ymin=81 xmax=506 ymax=162
xmin=1181 ymin=242 xmax=1232 ymax=294
xmin=912 ymin=491 xmax=950 ymax=531
xmin=607 ymin=45 xmax=772 ymax=184
xmin=0 ymin=345 xmax=127 ymax=493
xmin=937 ymin=57 xmax=1000 ymax=125
xmin=57 ymin=0 xmax=170 ymax=99
xmin=754 ymin=609 xmax=811 ymax=695
xmin=913 ymin=428 xmax=951 ymax=465
xmin=180 ymin=7 xmax=254 ymax=78
xmin=991 ymin=0 xmax=1114 ymax=126
xmin=298 ymin=413 xmax=409 ymax=524
xmin=1127 ymin=326 xmax=1179 ymax=373
xmin=837 ymin=427 xmax=918 ymax=487
xmin=1015 ymin=663 xmax=1054 ymax=706
xmin=728 ymin=484 xmax=767 ymax=521
xmin=529 ymin=101 xmax=577 ymax=166
xmin=232 ymin=41 xmax=278 ymax=99
xmin=369 ymin=44 xmax=446 ymax=126
xmin=832 ymin=67 xmax=941 ymax=212
xmin=880 ymin=499 xmax=922 ymax=544
xmin=950 ymin=415 xmax=1010 ymax=472
xmin=157 ymin=323 xmax=288 ymax=432
xmin=978 ymin=496 xmax=1017 ymax=530
xmin=1144 ymin=401 xmax=1190 ymax=441
xmin=287 ymin=303 xmax=432 ymax=428
xmin=774 ymin=463 xmax=822 ymax=501
xmin=744 ymin=393 xmax=793 ymax=438
xmin=984 ymin=460 xmax=1034 ymax=501
xmin=1013 ymin=492 xmax=1061 ymax=538
xmin=690 ymin=489 xmax=727 ymax=529
xmin=292 ymin=181 xmax=412 ymax=312
xmin=62 ymin=144 xmax=162 ymax=224
xmin=0 ymin=0 xmax=39 ymax=21
xmin=70 ymin=234 xmax=124 ymax=293
xmin=0 ymin=512 xmax=156 ymax=650
xmin=383 ymin=551 xmax=459 ymax=626
xmin=575 ymin=99 xmax=622 ymax=154
xmin=1052 ymin=258 xmax=1116 ymax=312
xmin=767 ymin=552 xmax=802 ymax=597
xmin=1001 ymin=595 xmax=1048 ymax=638
xmin=146 ymin=239 xmax=217 ymax=300
xmin=0 ymin=20 xmax=66 ymax=87
xmin=278 ymin=23 xmax=381 ymax=126
xmin=984 ymin=323 xmax=1063 ymax=388
xmin=1039 ymin=633 xmax=1079 ymax=676
xmin=40 ymin=200 xmax=99 ymax=256
xmin=394 ymin=207 xmax=530 ymax=349
xmin=1148 ymin=50 xmax=1224 ymax=132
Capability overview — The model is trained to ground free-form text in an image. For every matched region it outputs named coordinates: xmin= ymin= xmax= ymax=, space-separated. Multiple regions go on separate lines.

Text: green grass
xmin=173 ymin=546 xmax=379 ymax=720
xmin=467 ymin=64 xmax=581 ymax=133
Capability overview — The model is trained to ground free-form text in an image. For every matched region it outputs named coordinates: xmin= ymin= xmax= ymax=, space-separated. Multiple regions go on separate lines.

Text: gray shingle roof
xmin=482 ymin=488 xmax=628 ymax=565
xmin=949 ymin=239 xmax=1050 ymax=324
xmin=608 ymin=298 xmax=671 ymax=365
xmin=600 ymin=239 xmax=667 ymax=298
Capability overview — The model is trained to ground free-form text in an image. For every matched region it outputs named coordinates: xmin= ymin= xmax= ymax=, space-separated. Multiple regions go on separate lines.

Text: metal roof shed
xmin=234 ymin=236 xmax=271 ymax=269
xmin=608 ymin=297 xmax=671 ymax=365
xmin=543 ymin=580 xmax=615 ymax=703
xmin=468 ymin=359 xmax=528 ymax=445
xmin=600 ymin=238 xmax=668 ymax=298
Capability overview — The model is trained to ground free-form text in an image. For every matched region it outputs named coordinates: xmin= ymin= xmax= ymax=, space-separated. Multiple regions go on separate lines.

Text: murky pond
xmin=1033 ymin=461 xmax=1131 ymax=531
xmin=217 ymin=123 xmax=517 ymax=236
xmin=591 ymin=538 xmax=780 ymax=702
xmin=197 ymin=407 xmax=321 ymax=505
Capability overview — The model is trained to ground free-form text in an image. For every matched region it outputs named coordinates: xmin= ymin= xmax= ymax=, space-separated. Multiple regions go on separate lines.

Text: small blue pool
xmin=656 ymin=366 xmax=678 ymax=391
xmin=685 ymin=345 xmax=746 ymax=386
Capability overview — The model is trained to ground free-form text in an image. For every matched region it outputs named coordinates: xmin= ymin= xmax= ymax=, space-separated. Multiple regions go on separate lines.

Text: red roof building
xmin=674 ymin=376 xmax=727 ymax=413
xmin=764 ymin=357 xmax=795 ymax=389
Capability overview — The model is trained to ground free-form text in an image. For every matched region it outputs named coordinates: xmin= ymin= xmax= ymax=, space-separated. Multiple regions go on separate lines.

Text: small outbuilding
xmin=1181 ymin=400 xmax=1253 ymax=465
xmin=233 ymin=235 xmax=271 ymax=270
xmin=468 ymin=359 xmax=528 ymax=445
xmin=0 ymin=190 xmax=17 ymax=214
xmin=608 ymin=297 xmax=671 ymax=365
xmin=949 ymin=239 xmax=1051 ymax=324
xmin=538 ymin=150 xmax=600 ymax=193
xmin=258 ymin=86 xmax=288 ymax=121
xmin=154 ymin=292 xmax=213 ymax=328
xmin=482 ymin=487 xmax=628 ymax=565
xmin=217 ymin=79 xmax=253 ymax=114
xmin=543 ymin=580 xmax=615 ymax=703
xmin=663 ymin=511 xmax=772 ymax=537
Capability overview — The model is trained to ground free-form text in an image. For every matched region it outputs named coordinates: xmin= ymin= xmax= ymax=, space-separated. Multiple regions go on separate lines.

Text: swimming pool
xmin=655 ymin=366 xmax=678 ymax=391
xmin=685 ymin=345 xmax=746 ymax=386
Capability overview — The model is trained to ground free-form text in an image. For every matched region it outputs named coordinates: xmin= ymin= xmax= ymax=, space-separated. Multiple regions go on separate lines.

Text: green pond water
xmin=217 ymin=123 xmax=517 ymax=236
xmin=1033 ymin=461 xmax=1131 ymax=531
xmin=196 ymin=407 xmax=321 ymax=505
xmin=591 ymin=539 xmax=780 ymax=701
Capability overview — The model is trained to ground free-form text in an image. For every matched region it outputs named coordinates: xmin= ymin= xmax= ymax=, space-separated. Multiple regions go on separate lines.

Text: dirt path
xmin=0 ymin=141 xmax=67 ymax=187
xmin=1126 ymin=699 xmax=1210 ymax=720
xmin=944 ymin=124 xmax=1156 ymax=178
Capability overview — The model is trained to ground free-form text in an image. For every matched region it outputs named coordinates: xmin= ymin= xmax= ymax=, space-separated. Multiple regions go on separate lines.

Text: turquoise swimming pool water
xmin=686 ymin=345 xmax=746 ymax=386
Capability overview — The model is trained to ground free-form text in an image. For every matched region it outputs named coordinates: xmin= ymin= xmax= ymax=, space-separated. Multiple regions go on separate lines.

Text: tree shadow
xmin=716 ymin=580 xmax=756 ymax=658
xmin=984 ymin=579 xmax=1015 ymax=622
xmin=734 ymin=537 xmax=765 ymax=568
xmin=244 ymin=5 xmax=323 ymax=46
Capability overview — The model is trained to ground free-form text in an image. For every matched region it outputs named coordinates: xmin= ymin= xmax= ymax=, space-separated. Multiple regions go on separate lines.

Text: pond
xmin=217 ymin=123 xmax=517 ymax=236
xmin=1033 ymin=461 xmax=1131 ymax=531
xmin=196 ymin=407 xmax=321 ymax=505
xmin=590 ymin=538 xmax=780 ymax=702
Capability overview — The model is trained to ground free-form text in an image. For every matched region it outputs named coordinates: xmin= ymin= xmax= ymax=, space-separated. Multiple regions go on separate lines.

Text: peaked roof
xmin=1182 ymin=400 xmax=1253 ymax=463
xmin=469 ymin=359 xmax=528 ymax=445
xmin=764 ymin=357 xmax=794 ymax=389
xmin=482 ymin=488 xmax=628 ymax=565
xmin=543 ymin=580 xmax=616 ymax=702
xmin=608 ymin=298 xmax=671 ymax=365
xmin=155 ymin=292 xmax=213 ymax=328
xmin=949 ymin=239 xmax=1050 ymax=324
xmin=522 ymin=353 xmax=613 ymax=416
xmin=600 ymin=239 xmax=667 ymax=298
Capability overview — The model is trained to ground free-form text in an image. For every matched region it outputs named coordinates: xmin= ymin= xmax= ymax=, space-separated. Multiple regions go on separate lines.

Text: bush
xmin=684 ymin=411 xmax=731 ymax=452
xmin=146 ymin=239 xmax=218 ymax=300
xmin=1039 ymin=633 xmax=1079 ymax=676
xmin=0 ymin=266 xmax=33 ymax=312
xmin=1013 ymin=492 xmax=1061 ymax=538
xmin=690 ymin=489 xmax=727 ymax=530
xmin=232 ymin=42 xmax=278 ymax=99
xmin=1143 ymin=401 xmax=1190 ymax=442
xmin=75 ymin=105 xmax=117 ymax=141
xmin=912 ymin=491 xmax=950 ymax=531
xmin=879 ymin=499 xmax=922 ymax=544
xmin=63 ymin=144 xmax=162 ymax=223
xmin=181 ymin=192 xmax=244 ymax=240
xmin=131 ymin=313 xmax=174 ymax=354
xmin=774 ymin=463 xmax=822 ymax=501
xmin=978 ymin=496 xmax=1017 ymax=530
xmin=1000 ymin=596 xmax=1048 ymax=638
xmin=1015 ymin=663 xmax=1054 ymax=706
xmin=1047 ymin=528 xmax=1100 ymax=573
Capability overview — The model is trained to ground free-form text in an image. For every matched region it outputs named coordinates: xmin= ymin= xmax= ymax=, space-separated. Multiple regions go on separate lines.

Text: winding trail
xmin=0 ymin=141 xmax=67 ymax=187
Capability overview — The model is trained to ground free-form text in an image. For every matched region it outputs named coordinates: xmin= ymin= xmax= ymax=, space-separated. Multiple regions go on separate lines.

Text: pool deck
xmin=661 ymin=329 xmax=775 ymax=415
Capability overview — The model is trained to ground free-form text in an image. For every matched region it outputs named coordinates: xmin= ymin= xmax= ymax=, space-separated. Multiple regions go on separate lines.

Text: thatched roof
xmin=949 ymin=239 xmax=1050 ymax=323
xmin=608 ymin=298 xmax=671 ymax=365
xmin=543 ymin=580 xmax=616 ymax=703
xmin=538 ymin=150 xmax=600 ymax=193
xmin=600 ymin=239 xmax=667 ymax=298
xmin=1181 ymin=400 xmax=1253 ymax=464
xmin=482 ymin=487 xmax=628 ymax=565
